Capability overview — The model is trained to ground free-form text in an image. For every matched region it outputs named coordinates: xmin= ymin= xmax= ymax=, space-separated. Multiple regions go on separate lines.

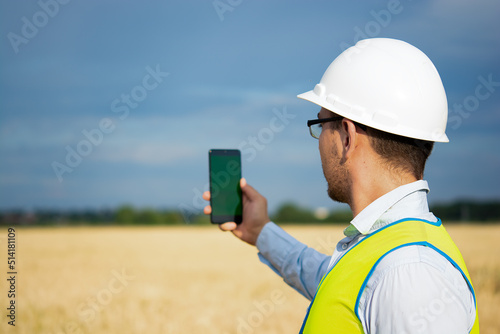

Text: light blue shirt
xmin=256 ymin=180 xmax=476 ymax=333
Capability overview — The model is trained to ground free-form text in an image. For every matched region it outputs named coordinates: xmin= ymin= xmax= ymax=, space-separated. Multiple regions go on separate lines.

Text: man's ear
xmin=340 ymin=119 xmax=359 ymax=161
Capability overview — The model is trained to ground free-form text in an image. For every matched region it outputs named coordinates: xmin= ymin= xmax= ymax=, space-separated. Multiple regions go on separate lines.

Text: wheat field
xmin=0 ymin=224 xmax=499 ymax=334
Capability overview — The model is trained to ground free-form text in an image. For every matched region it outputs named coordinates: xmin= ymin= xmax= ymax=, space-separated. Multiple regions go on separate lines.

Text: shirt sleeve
xmin=358 ymin=245 xmax=476 ymax=334
xmin=255 ymin=222 xmax=331 ymax=300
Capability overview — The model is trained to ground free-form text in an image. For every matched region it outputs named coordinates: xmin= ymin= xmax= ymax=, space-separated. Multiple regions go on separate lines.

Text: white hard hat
xmin=298 ymin=38 xmax=449 ymax=142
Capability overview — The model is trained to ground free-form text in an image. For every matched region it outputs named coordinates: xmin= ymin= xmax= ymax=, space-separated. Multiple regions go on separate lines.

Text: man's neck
xmin=348 ymin=168 xmax=418 ymax=217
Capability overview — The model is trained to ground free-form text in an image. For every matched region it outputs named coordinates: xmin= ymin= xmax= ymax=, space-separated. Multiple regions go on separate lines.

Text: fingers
xmin=202 ymin=191 xmax=210 ymax=201
xmin=203 ymin=191 xmax=211 ymax=215
xmin=219 ymin=222 xmax=237 ymax=231
xmin=240 ymin=178 xmax=247 ymax=188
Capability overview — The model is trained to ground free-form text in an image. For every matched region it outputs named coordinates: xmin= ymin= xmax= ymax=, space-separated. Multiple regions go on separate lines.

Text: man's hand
xmin=203 ymin=178 xmax=270 ymax=246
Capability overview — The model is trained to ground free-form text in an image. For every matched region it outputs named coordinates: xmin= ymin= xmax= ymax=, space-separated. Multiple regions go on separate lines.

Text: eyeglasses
xmin=307 ymin=117 xmax=344 ymax=139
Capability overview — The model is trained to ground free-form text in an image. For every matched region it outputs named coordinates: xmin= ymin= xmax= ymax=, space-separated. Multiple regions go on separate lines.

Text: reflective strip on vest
xmin=300 ymin=218 xmax=479 ymax=333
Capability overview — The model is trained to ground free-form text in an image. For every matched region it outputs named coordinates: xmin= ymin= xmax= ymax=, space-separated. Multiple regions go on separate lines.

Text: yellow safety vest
xmin=300 ymin=218 xmax=479 ymax=333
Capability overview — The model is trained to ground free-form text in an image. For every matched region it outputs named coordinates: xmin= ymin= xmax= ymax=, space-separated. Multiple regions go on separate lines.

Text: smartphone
xmin=208 ymin=149 xmax=243 ymax=224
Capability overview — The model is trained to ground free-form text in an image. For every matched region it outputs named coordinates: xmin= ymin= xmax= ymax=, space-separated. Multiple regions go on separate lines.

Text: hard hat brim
xmin=297 ymin=90 xmax=450 ymax=143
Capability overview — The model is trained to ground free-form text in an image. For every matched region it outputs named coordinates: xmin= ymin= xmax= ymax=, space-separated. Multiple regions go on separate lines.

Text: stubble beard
xmin=324 ymin=144 xmax=351 ymax=204
xmin=326 ymin=165 xmax=350 ymax=204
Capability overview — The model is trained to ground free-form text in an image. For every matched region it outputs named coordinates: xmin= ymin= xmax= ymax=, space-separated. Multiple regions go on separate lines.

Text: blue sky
xmin=1 ymin=0 xmax=499 ymax=217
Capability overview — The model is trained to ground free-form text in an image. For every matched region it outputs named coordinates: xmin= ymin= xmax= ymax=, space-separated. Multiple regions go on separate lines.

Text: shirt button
xmin=342 ymin=243 xmax=348 ymax=250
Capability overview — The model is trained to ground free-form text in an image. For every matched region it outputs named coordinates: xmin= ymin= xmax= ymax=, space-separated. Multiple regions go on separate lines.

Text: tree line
xmin=1 ymin=200 xmax=499 ymax=226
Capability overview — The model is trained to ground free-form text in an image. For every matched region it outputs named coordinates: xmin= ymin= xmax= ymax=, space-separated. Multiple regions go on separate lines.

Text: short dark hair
xmin=366 ymin=127 xmax=434 ymax=179
xmin=328 ymin=116 xmax=434 ymax=179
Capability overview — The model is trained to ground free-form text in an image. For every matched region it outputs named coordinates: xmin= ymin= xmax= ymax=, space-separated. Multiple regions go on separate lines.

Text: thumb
xmin=240 ymin=178 xmax=259 ymax=200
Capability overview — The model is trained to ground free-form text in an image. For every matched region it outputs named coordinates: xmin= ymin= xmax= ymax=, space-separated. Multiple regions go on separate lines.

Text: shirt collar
xmin=344 ymin=180 xmax=430 ymax=237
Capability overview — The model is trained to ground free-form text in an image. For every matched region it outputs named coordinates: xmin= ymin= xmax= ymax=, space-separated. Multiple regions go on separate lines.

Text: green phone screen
xmin=209 ymin=149 xmax=242 ymax=223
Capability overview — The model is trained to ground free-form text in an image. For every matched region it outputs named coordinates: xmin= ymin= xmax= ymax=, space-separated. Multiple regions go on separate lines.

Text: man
xmin=203 ymin=38 xmax=479 ymax=333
